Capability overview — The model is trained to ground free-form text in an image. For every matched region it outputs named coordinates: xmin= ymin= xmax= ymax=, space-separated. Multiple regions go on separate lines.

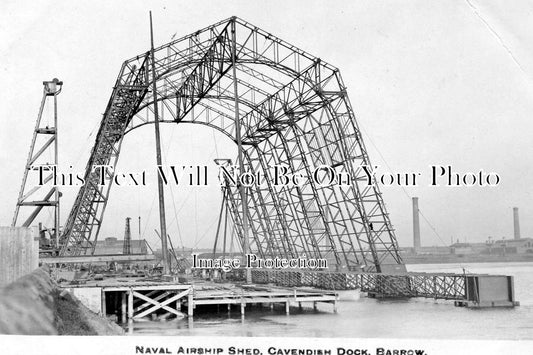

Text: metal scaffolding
xmin=13 ymin=79 xmax=63 ymax=247
xmin=246 ymin=269 xmax=518 ymax=307
xmin=59 ymin=17 xmax=404 ymax=273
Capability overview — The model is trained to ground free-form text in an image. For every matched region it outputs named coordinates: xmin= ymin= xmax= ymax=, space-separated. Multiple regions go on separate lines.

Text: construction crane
xmin=12 ymin=78 xmax=63 ymax=252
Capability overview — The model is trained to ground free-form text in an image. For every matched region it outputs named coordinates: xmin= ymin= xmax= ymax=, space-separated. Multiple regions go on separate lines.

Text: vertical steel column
xmin=231 ymin=18 xmax=251 ymax=284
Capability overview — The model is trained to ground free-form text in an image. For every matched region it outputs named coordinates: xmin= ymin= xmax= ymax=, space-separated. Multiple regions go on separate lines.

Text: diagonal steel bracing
xmin=60 ymin=17 xmax=404 ymax=273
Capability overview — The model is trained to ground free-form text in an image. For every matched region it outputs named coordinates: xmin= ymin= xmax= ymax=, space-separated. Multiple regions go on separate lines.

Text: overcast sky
xmin=1 ymin=0 xmax=532 ymax=251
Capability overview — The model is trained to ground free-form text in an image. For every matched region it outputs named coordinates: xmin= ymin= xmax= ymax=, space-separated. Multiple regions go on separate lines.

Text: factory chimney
xmin=412 ymin=197 xmax=421 ymax=250
xmin=513 ymin=207 xmax=521 ymax=240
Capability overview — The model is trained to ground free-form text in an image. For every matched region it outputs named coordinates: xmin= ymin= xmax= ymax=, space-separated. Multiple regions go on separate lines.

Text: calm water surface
xmin=126 ymin=262 xmax=533 ymax=339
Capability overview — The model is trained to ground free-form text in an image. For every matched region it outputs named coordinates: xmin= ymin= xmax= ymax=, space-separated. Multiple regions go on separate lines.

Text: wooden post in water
xmin=188 ymin=290 xmax=194 ymax=317
xmin=121 ymin=292 xmax=127 ymax=323
xmin=101 ymin=290 xmax=106 ymax=317
xmin=128 ymin=289 xmax=134 ymax=319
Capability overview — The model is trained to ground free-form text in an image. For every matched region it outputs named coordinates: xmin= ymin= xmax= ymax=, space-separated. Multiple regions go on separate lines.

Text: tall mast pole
xmin=150 ymin=11 xmax=170 ymax=274
xmin=231 ymin=18 xmax=252 ymax=284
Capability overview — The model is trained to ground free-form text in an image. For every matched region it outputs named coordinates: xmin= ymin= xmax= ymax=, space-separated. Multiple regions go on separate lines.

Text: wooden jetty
xmin=193 ymin=284 xmax=338 ymax=315
xmin=61 ymin=278 xmax=338 ymax=323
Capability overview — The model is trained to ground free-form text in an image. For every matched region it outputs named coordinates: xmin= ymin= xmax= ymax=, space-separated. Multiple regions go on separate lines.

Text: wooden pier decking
xmin=193 ymin=284 xmax=338 ymax=315
xmin=61 ymin=278 xmax=339 ymax=322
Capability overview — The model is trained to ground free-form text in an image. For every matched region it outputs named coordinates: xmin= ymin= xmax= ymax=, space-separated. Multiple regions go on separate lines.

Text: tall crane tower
xmin=12 ymin=78 xmax=63 ymax=249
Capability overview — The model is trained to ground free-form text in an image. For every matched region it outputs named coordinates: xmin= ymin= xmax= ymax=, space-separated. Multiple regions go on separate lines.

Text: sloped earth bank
xmin=0 ymin=267 xmax=123 ymax=335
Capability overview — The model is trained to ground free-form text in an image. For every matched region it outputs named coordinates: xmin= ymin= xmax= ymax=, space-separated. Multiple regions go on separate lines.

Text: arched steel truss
xmin=60 ymin=17 xmax=404 ymax=272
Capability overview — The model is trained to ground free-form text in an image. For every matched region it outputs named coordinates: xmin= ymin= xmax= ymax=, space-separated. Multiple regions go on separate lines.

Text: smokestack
xmin=412 ymin=197 xmax=421 ymax=250
xmin=513 ymin=207 xmax=521 ymax=240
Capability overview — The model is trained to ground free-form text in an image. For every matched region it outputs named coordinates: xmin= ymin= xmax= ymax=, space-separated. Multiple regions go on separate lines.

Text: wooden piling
xmin=121 ymin=292 xmax=127 ymax=323
xmin=188 ymin=290 xmax=194 ymax=317
xmin=101 ymin=290 xmax=106 ymax=316
xmin=128 ymin=289 xmax=134 ymax=319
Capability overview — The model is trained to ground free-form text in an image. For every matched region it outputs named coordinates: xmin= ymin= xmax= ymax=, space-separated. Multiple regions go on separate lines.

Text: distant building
xmin=450 ymin=242 xmax=487 ymax=255
xmin=488 ymin=238 xmax=533 ymax=255
xmin=94 ymin=237 xmax=148 ymax=255
xmin=402 ymin=246 xmax=450 ymax=255
xmin=402 ymin=237 xmax=533 ymax=257
xmin=152 ymin=247 xmax=212 ymax=258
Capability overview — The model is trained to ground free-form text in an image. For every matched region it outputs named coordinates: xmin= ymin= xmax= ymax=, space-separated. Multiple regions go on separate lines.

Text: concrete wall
xmin=0 ymin=226 xmax=39 ymax=287
xmin=69 ymin=287 xmax=102 ymax=314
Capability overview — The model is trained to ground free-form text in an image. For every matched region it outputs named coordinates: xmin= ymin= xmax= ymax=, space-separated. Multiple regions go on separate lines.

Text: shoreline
xmin=403 ymin=254 xmax=533 ymax=265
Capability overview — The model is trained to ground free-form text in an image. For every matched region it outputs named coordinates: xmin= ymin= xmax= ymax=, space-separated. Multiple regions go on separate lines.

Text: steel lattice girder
xmin=60 ymin=62 xmax=150 ymax=255
xmin=60 ymin=17 xmax=404 ymax=272
xmin=249 ymin=269 xmax=468 ymax=301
